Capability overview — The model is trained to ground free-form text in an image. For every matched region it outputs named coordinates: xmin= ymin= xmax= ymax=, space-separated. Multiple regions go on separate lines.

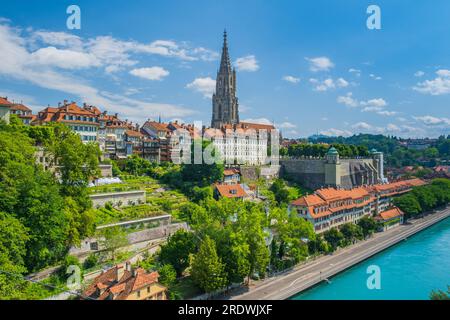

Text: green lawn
xmin=171 ymin=276 xmax=202 ymax=299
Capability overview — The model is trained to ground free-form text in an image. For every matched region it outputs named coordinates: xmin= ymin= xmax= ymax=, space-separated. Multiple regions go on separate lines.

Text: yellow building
xmin=82 ymin=262 xmax=168 ymax=300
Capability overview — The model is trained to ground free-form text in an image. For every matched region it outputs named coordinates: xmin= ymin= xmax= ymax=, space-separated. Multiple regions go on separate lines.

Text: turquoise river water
xmin=291 ymin=216 xmax=450 ymax=300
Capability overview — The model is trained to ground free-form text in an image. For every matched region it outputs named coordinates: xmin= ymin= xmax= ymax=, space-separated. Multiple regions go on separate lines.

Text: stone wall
xmin=240 ymin=166 xmax=260 ymax=181
xmin=90 ymin=190 xmax=146 ymax=208
xmin=280 ymin=159 xmax=326 ymax=189
xmin=99 ymin=164 xmax=113 ymax=177
xmin=280 ymin=158 xmax=381 ymax=190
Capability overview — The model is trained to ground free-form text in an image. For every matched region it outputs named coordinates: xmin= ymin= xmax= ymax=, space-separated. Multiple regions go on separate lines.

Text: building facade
xmin=291 ymin=178 xmax=425 ymax=233
xmin=33 ymin=101 xmax=100 ymax=142
xmin=10 ymin=103 xmax=33 ymax=125
xmin=281 ymin=147 xmax=386 ymax=189
xmin=0 ymin=97 xmax=12 ymax=124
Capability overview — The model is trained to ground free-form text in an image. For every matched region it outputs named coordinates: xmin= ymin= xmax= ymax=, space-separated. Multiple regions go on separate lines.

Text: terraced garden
xmin=91 ymin=175 xmax=189 ymax=225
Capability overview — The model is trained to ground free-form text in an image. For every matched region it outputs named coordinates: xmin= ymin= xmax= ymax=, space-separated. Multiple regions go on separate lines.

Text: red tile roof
xmin=223 ymin=168 xmax=240 ymax=176
xmin=82 ymin=264 xmax=164 ymax=300
xmin=0 ymin=97 xmax=13 ymax=106
xmin=215 ymin=184 xmax=247 ymax=198
xmin=378 ymin=207 xmax=404 ymax=220
xmin=10 ymin=103 xmax=32 ymax=112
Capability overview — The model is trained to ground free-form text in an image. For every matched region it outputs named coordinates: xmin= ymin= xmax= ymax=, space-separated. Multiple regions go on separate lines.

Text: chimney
xmin=58 ymin=102 xmax=61 ymax=107
xmin=63 ymin=99 xmax=68 ymax=105
xmin=125 ymin=261 xmax=132 ymax=272
xmin=116 ymin=264 xmax=125 ymax=281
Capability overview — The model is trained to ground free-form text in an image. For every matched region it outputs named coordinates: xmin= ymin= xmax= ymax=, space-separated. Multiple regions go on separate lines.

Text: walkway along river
xmin=231 ymin=206 xmax=450 ymax=300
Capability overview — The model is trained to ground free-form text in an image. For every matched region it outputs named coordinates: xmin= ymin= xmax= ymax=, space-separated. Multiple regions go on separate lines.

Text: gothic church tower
xmin=211 ymin=30 xmax=239 ymax=128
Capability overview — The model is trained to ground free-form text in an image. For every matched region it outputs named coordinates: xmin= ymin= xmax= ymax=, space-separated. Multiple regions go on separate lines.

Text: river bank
xmin=229 ymin=206 xmax=450 ymax=300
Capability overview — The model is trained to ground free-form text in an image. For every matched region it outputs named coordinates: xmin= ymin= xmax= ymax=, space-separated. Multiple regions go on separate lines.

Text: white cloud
xmin=337 ymin=92 xmax=359 ymax=107
xmin=361 ymin=106 xmax=383 ymax=112
xmin=129 ymin=67 xmax=169 ymax=81
xmin=348 ymin=68 xmax=361 ymax=76
xmin=369 ymin=74 xmax=382 ymax=80
xmin=413 ymin=69 xmax=450 ymax=95
xmin=310 ymin=77 xmax=348 ymax=92
xmin=278 ymin=121 xmax=297 ymax=129
xmin=186 ymin=77 xmax=216 ymax=97
xmin=319 ymin=128 xmax=352 ymax=137
xmin=306 ymin=56 xmax=334 ymax=72
xmin=360 ymin=98 xmax=388 ymax=108
xmin=234 ymin=55 xmax=259 ymax=72
xmin=436 ymin=69 xmax=450 ymax=77
xmin=29 ymin=46 xmax=101 ymax=69
xmin=0 ymin=23 xmax=194 ymax=122
xmin=414 ymin=71 xmax=425 ymax=77
xmin=352 ymin=122 xmax=372 ymax=130
xmin=413 ymin=115 xmax=450 ymax=126
xmin=377 ymin=110 xmax=398 ymax=116
xmin=336 ymin=78 xmax=349 ymax=87
xmin=32 ymin=31 xmax=83 ymax=49
xmin=386 ymin=123 xmax=401 ymax=132
xmin=282 ymin=75 xmax=300 ymax=84
xmin=30 ymin=30 xmax=219 ymax=74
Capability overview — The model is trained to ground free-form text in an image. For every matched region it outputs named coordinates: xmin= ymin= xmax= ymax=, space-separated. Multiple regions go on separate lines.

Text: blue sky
xmin=0 ymin=0 xmax=449 ymax=138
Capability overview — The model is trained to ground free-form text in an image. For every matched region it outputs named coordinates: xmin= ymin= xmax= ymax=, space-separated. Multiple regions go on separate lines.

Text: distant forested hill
xmin=300 ymin=134 xmax=450 ymax=168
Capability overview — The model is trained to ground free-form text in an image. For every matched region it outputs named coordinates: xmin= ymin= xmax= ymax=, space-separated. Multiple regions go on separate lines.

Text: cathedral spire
xmin=211 ymin=30 xmax=239 ymax=128
xmin=219 ymin=29 xmax=232 ymax=74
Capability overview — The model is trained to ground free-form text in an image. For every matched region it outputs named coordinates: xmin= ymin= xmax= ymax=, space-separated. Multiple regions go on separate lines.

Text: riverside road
xmin=230 ymin=207 xmax=450 ymax=300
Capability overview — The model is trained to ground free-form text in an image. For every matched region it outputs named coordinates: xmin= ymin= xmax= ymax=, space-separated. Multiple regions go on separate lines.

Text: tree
xmin=308 ymin=235 xmax=330 ymax=255
xmin=271 ymin=207 xmax=315 ymax=263
xmin=340 ymin=223 xmax=363 ymax=246
xmin=0 ymin=212 xmax=29 ymax=267
xmin=0 ymin=212 xmax=30 ymax=299
xmin=357 ymin=216 xmax=379 ymax=239
xmin=44 ymin=123 xmax=100 ymax=210
xmin=99 ymin=227 xmax=128 ymax=261
xmin=393 ymin=194 xmax=422 ymax=220
xmin=0 ymin=129 xmax=71 ymax=271
xmin=430 ymin=286 xmax=450 ymax=300
xmin=237 ymin=207 xmax=270 ymax=283
xmin=190 ymin=186 xmax=213 ymax=203
xmin=269 ymin=179 xmax=290 ymax=205
xmin=412 ymin=187 xmax=437 ymax=212
xmin=181 ymin=139 xmax=224 ymax=187
xmin=191 ymin=236 xmax=227 ymax=294
xmin=158 ymin=264 xmax=177 ymax=287
xmin=159 ymin=230 xmax=196 ymax=276
xmin=215 ymin=228 xmax=251 ymax=286
xmin=323 ymin=228 xmax=344 ymax=251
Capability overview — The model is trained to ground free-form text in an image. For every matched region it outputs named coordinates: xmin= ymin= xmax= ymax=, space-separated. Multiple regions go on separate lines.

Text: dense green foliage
xmin=190 ymin=236 xmax=227 ymax=294
xmin=0 ymin=123 xmax=100 ymax=299
xmin=159 ymin=230 xmax=196 ymax=276
xmin=99 ymin=227 xmax=129 ymax=260
xmin=180 ymin=139 xmax=224 ymax=188
xmin=269 ymin=179 xmax=290 ymax=205
xmin=282 ymin=143 xmax=369 ymax=158
xmin=394 ymin=179 xmax=450 ymax=220
xmin=357 ymin=216 xmax=379 ymax=239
